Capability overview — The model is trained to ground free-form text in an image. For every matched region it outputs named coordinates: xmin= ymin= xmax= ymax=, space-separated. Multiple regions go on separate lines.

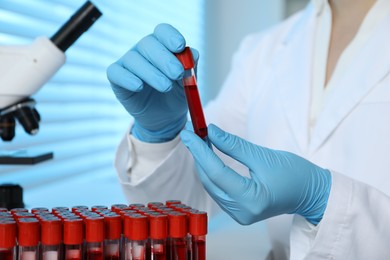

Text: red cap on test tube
xmin=168 ymin=212 xmax=187 ymax=238
xmin=175 ymin=47 xmax=195 ymax=70
xmin=104 ymin=214 xmax=122 ymax=240
xmin=63 ymin=218 xmax=84 ymax=245
xmin=189 ymin=211 xmax=207 ymax=236
xmin=149 ymin=215 xmax=168 ymax=240
xmin=165 ymin=200 xmax=181 ymax=207
xmin=17 ymin=218 xmax=40 ymax=246
xmin=85 ymin=217 xmax=105 ymax=243
xmin=41 ymin=218 xmax=62 ymax=245
xmin=0 ymin=220 xmax=17 ymax=248
xmin=125 ymin=214 xmax=148 ymax=240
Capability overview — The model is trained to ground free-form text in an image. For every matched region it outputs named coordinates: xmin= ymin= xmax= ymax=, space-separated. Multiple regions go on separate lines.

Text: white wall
xmin=203 ymin=0 xmax=285 ymax=102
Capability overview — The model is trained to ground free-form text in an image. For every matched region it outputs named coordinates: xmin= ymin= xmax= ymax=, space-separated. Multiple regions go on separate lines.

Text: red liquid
xmin=184 ymin=84 xmax=207 ymax=139
xmin=65 ymin=249 xmax=82 ymax=260
xmin=151 ymin=245 xmax=166 ymax=260
xmin=165 ymin=240 xmax=171 ymax=260
xmin=171 ymin=240 xmax=187 ymax=260
xmin=192 ymin=239 xmax=205 ymax=260
xmin=0 ymin=250 xmax=13 ymax=260
xmin=104 ymin=255 xmax=119 ymax=260
xmin=87 ymin=250 xmax=103 ymax=260
xmin=145 ymin=241 xmax=151 ymax=260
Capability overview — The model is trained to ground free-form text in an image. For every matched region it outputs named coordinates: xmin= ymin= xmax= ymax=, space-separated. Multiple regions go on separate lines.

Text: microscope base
xmin=0 ymin=150 xmax=53 ymax=165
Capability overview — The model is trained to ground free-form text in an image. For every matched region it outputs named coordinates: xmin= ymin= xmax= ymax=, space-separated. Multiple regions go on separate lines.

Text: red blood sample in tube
xmin=41 ymin=218 xmax=62 ymax=260
xmin=85 ymin=217 xmax=105 ymax=260
xmin=189 ymin=211 xmax=207 ymax=260
xmin=31 ymin=207 xmax=49 ymax=214
xmin=13 ymin=212 xmax=35 ymax=221
xmin=71 ymin=206 xmax=89 ymax=213
xmin=147 ymin=202 xmax=164 ymax=210
xmin=103 ymin=214 xmax=121 ymax=260
xmin=129 ymin=203 xmax=145 ymax=210
xmin=110 ymin=204 xmax=129 ymax=214
xmin=175 ymin=47 xmax=208 ymax=140
xmin=0 ymin=220 xmax=17 ymax=260
xmin=17 ymin=218 xmax=40 ymax=260
xmin=168 ymin=213 xmax=188 ymax=260
xmin=10 ymin=208 xmax=28 ymax=216
xmin=63 ymin=219 xmax=84 ymax=260
xmin=150 ymin=215 xmax=168 ymax=260
xmin=165 ymin=200 xmax=181 ymax=207
xmin=124 ymin=214 xmax=148 ymax=260
xmin=91 ymin=206 xmax=108 ymax=213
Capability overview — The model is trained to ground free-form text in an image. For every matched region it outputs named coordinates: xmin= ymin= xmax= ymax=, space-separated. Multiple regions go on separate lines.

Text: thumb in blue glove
xmin=180 ymin=124 xmax=332 ymax=225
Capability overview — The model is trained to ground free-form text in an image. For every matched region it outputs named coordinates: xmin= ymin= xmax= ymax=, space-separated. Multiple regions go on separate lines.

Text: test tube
xmin=40 ymin=218 xmax=62 ymax=260
xmin=124 ymin=214 xmax=148 ymax=260
xmin=175 ymin=47 xmax=208 ymax=143
xmin=189 ymin=212 xmax=207 ymax=260
xmin=17 ymin=218 xmax=40 ymax=260
xmin=103 ymin=214 xmax=122 ymax=260
xmin=85 ymin=217 xmax=105 ymax=260
xmin=71 ymin=206 xmax=89 ymax=213
xmin=31 ymin=207 xmax=50 ymax=214
xmin=149 ymin=215 xmax=168 ymax=260
xmin=146 ymin=202 xmax=164 ymax=210
xmin=91 ymin=206 xmax=108 ymax=213
xmin=110 ymin=205 xmax=130 ymax=214
xmin=168 ymin=212 xmax=188 ymax=260
xmin=63 ymin=218 xmax=84 ymax=260
xmin=0 ymin=219 xmax=17 ymax=260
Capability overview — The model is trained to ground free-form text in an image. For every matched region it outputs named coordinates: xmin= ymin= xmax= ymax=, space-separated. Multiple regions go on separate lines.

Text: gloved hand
xmin=180 ymin=124 xmax=332 ymax=225
xmin=106 ymin=23 xmax=199 ymax=143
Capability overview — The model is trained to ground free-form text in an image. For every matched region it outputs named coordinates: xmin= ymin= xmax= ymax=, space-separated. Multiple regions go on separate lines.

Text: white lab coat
xmin=114 ymin=2 xmax=390 ymax=259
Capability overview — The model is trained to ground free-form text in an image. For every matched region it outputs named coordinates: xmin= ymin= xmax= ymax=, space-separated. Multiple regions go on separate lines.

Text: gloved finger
xmin=153 ymin=23 xmax=186 ymax=53
xmin=180 ymin=129 xmax=251 ymax=199
xmin=190 ymin=47 xmax=199 ymax=66
xmin=136 ymin=35 xmax=184 ymax=81
xmin=208 ymin=124 xmax=263 ymax=170
xmin=121 ymin=50 xmax=173 ymax=92
xmin=107 ymin=63 xmax=144 ymax=92
xmin=184 ymin=121 xmax=192 ymax=131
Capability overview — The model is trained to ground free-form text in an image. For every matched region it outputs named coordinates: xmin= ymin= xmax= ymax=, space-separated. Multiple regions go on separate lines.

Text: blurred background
xmin=0 ymin=0 xmax=308 ymax=208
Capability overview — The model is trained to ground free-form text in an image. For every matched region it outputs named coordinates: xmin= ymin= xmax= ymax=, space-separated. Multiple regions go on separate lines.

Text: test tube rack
xmin=0 ymin=200 xmax=207 ymax=260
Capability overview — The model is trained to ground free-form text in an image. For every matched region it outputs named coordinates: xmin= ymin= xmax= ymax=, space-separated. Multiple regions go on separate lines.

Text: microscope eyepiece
xmin=50 ymin=1 xmax=102 ymax=52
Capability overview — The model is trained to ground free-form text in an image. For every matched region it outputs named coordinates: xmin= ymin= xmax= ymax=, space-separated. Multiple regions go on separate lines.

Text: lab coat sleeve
xmin=114 ymin=128 xmax=219 ymax=214
xmin=290 ymin=171 xmax=390 ymax=259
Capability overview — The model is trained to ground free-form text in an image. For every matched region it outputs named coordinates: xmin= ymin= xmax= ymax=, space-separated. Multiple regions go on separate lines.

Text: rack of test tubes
xmin=0 ymin=200 xmax=207 ymax=260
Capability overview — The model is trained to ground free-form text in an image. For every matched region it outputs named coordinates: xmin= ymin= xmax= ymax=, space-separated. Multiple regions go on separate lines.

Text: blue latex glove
xmin=106 ymin=23 xmax=199 ymax=143
xmin=180 ymin=124 xmax=332 ymax=225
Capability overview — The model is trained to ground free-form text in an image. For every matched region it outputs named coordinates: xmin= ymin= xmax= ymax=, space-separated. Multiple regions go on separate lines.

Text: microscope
xmin=0 ymin=1 xmax=102 ymax=164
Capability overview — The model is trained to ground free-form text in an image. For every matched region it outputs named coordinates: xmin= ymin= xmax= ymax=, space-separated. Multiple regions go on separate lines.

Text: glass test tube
xmin=149 ymin=215 xmax=168 ymax=260
xmin=175 ymin=47 xmax=208 ymax=142
xmin=40 ymin=218 xmax=62 ymax=260
xmin=0 ymin=219 xmax=17 ymax=260
xmin=103 ymin=214 xmax=121 ymax=260
xmin=124 ymin=214 xmax=148 ymax=260
xmin=189 ymin=211 xmax=207 ymax=260
xmin=85 ymin=217 xmax=105 ymax=260
xmin=17 ymin=218 xmax=40 ymax=260
xmin=168 ymin=213 xmax=188 ymax=260
xmin=63 ymin=218 xmax=84 ymax=260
